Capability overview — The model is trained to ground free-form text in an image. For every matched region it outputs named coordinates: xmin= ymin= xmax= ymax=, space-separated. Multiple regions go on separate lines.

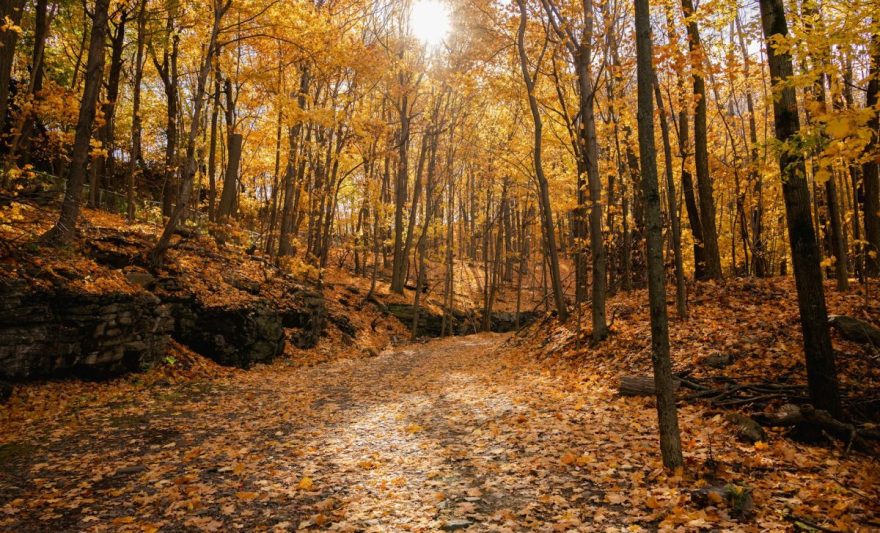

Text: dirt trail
xmin=3 ymin=333 xmax=675 ymax=531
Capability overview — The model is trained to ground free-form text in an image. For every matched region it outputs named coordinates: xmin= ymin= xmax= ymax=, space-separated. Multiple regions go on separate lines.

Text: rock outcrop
xmin=0 ymin=279 xmax=173 ymax=379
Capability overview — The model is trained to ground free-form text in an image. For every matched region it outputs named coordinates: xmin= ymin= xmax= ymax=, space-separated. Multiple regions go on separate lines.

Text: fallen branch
xmin=757 ymin=404 xmax=878 ymax=454
xmin=785 ymin=512 xmax=844 ymax=533
xmin=618 ymin=375 xmax=681 ymax=397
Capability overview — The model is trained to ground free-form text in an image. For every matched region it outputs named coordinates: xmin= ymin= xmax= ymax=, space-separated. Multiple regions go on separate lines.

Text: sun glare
xmin=411 ymin=0 xmax=451 ymax=47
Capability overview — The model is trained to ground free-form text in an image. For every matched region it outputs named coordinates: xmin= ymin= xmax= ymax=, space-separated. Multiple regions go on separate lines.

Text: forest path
xmin=2 ymin=333 xmax=667 ymax=531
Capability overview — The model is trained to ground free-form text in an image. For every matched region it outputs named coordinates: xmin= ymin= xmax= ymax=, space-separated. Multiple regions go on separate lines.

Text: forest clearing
xmin=1 ymin=0 xmax=880 ymax=530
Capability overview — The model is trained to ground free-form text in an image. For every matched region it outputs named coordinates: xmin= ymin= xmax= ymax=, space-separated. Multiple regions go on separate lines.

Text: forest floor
xmin=3 ymin=329 xmax=879 ymax=531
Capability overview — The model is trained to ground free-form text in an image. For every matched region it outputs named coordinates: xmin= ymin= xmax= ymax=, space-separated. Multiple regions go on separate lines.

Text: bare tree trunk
xmin=654 ymin=76 xmax=688 ymax=318
xmin=390 ymin=81 xmax=413 ymax=293
xmin=217 ymin=79 xmax=242 ymax=220
xmin=154 ymin=20 xmax=180 ymax=218
xmin=278 ymin=66 xmax=309 ymax=257
xmin=544 ymin=0 xmax=608 ymax=338
xmin=127 ymin=0 xmax=147 ymax=222
xmin=863 ymin=33 xmax=880 ymax=277
xmin=42 ymin=0 xmax=111 ymax=245
xmin=634 ymin=0 xmax=684 ymax=469
xmin=0 ymin=0 xmax=25 ymax=142
xmin=207 ymin=66 xmax=221 ymax=221
xmin=681 ymin=0 xmax=722 ymax=279
xmin=515 ymin=0 xmax=568 ymax=322
xmin=5 ymin=0 xmax=52 ymax=167
xmin=92 ymin=8 xmax=128 ymax=197
xmin=664 ymin=5 xmax=706 ymax=281
xmin=758 ymin=0 xmax=842 ymax=417
xmin=265 ymin=53 xmax=285 ymax=254
xmin=150 ymin=1 xmax=232 ymax=265
xmin=801 ymin=1 xmax=849 ymax=290
xmin=735 ymin=14 xmax=767 ymax=277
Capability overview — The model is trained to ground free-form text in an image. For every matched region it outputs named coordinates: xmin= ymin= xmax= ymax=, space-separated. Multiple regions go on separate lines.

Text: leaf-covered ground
xmin=2 ymin=332 xmax=878 ymax=531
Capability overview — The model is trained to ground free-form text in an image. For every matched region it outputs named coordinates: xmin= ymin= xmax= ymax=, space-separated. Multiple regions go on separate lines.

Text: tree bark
xmin=42 ymin=0 xmax=111 ymax=245
xmin=150 ymin=1 xmax=231 ymax=265
xmin=515 ymin=0 xmax=568 ymax=322
xmin=735 ymin=14 xmax=767 ymax=277
xmin=654 ymin=76 xmax=688 ymax=318
xmin=0 ymin=0 xmax=25 ymax=142
xmin=680 ymin=0 xmax=722 ymax=279
xmin=93 ymin=9 xmax=128 ymax=194
xmin=127 ymin=0 xmax=147 ymax=222
xmin=217 ymin=78 xmax=241 ymax=220
xmin=664 ymin=5 xmax=706 ymax=281
xmin=863 ymin=33 xmax=880 ymax=277
xmin=634 ymin=0 xmax=684 ymax=469
xmin=154 ymin=23 xmax=180 ymax=218
xmin=758 ymin=0 xmax=842 ymax=418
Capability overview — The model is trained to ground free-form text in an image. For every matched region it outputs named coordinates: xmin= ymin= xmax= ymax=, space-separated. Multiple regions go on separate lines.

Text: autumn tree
xmin=758 ymin=0 xmax=842 ymax=417
xmin=42 ymin=0 xmax=111 ymax=245
xmin=634 ymin=0 xmax=684 ymax=469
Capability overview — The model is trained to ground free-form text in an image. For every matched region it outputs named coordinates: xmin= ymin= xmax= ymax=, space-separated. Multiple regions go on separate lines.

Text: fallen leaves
xmin=1 ymin=310 xmax=878 ymax=531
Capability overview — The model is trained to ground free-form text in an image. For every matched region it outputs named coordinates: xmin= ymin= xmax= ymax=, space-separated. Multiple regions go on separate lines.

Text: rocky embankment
xmin=0 ymin=228 xmax=329 ymax=382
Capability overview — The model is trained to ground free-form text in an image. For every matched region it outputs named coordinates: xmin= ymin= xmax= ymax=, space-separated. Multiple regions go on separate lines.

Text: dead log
xmin=618 ymin=375 xmax=680 ymax=397
xmin=758 ymin=403 xmax=878 ymax=453
xmin=828 ymin=315 xmax=880 ymax=346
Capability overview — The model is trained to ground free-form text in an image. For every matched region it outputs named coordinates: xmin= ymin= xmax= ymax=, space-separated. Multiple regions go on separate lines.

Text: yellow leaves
xmin=298 ymin=476 xmax=314 ymax=490
xmin=814 ymin=168 xmax=832 ymax=185
xmin=111 ymin=516 xmax=135 ymax=524
xmin=560 ymin=452 xmax=576 ymax=465
xmin=0 ymin=16 xmax=24 ymax=35
xmin=826 ymin=117 xmax=852 ymax=140
xmin=235 ymin=491 xmax=259 ymax=500
xmin=404 ymin=423 xmax=425 ymax=434
xmin=754 ymin=441 xmax=768 ymax=451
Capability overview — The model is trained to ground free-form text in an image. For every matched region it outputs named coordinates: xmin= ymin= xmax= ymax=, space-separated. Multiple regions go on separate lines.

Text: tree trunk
xmin=156 ymin=29 xmax=180 ymax=218
xmin=735 ymin=14 xmax=767 ymax=277
xmin=127 ymin=0 xmax=147 ymax=222
xmin=515 ymin=0 xmax=568 ymax=322
xmin=207 ymin=66 xmax=221 ymax=221
xmin=150 ymin=1 xmax=231 ymax=265
xmin=0 ymin=0 xmax=25 ymax=141
xmin=681 ymin=0 xmax=722 ymax=280
xmin=93 ymin=10 xmax=128 ymax=194
xmin=634 ymin=0 xmax=684 ymax=469
xmin=391 ymin=83 xmax=413 ymax=293
xmin=42 ymin=0 xmax=111 ymax=245
xmin=573 ymin=0 xmax=608 ymax=340
xmin=863 ymin=34 xmax=880 ymax=277
xmin=758 ymin=0 xmax=842 ymax=418
xmin=278 ymin=66 xmax=309 ymax=257
xmin=664 ymin=5 xmax=706 ymax=281
xmin=5 ymin=0 xmax=50 ymax=166
xmin=654 ymin=76 xmax=688 ymax=318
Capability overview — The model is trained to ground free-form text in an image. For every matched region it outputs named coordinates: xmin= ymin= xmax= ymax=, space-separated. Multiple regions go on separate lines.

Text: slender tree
xmin=515 ymin=0 xmax=568 ymax=322
xmin=758 ymin=0 xmax=842 ymax=417
xmin=634 ymin=0 xmax=684 ymax=469
xmin=42 ymin=0 xmax=112 ymax=245
xmin=680 ymin=0 xmax=723 ymax=279
xmin=150 ymin=0 xmax=233 ymax=265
